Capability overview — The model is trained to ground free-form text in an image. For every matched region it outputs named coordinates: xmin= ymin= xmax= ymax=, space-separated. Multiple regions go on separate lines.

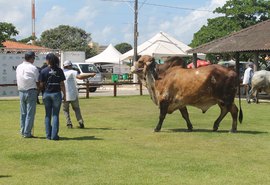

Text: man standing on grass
xmin=16 ymin=51 xmax=39 ymax=138
xmin=62 ymin=60 xmax=96 ymax=129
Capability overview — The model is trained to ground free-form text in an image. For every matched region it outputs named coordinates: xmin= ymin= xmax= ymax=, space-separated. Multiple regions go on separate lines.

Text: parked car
xmin=72 ymin=63 xmax=103 ymax=92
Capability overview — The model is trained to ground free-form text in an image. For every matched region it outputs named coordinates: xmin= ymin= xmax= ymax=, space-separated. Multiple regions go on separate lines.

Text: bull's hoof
xmin=229 ymin=129 xmax=237 ymax=133
xmin=187 ymin=128 xmax=193 ymax=132
xmin=154 ymin=128 xmax=161 ymax=132
xmin=213 ymin=127 xmax=219 ymax=132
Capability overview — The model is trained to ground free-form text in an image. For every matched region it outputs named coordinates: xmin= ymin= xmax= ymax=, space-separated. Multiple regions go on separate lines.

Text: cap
xmin=63 ymin=60 xmax=72 ymax=67
xmin=24 ymin=51 xmax=36 ymax=59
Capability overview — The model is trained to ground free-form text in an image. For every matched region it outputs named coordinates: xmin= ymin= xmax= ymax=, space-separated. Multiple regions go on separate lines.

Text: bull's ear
xmin=136 ymin=55 xmax=141 ymax=61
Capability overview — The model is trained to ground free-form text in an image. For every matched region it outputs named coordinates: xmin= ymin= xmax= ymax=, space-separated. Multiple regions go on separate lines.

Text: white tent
xmin=86 ymin=44 xmax=122 ymax=64
xmin=120 ymin=31 xmax=204 ymax=61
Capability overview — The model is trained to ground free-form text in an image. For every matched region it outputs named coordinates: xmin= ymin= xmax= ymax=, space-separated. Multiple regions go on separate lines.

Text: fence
xmin=0 ymin=82 xmax=144 ymax=98
xmin=77 ymin=81 xmax=143 ymax=98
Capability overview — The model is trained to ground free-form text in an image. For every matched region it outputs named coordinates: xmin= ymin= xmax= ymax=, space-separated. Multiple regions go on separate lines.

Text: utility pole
xmin=133 ymin=0 xmax=138 ymax=82
xmin=31 ymin=0 xmax=36 ymax=44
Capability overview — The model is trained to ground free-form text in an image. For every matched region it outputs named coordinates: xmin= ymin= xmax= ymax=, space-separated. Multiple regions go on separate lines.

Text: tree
xmin=190 ymin=0 xmax=270 ymax=52
xmin=39 ymin=25 xmax=97 ymax=58
xmin=115 ymin=42 xmax=132 ymax=54
xmin=18 ymin=35 xmax=37 ymax=44
xmin=0 ymin=22 xmax=19 ymax=46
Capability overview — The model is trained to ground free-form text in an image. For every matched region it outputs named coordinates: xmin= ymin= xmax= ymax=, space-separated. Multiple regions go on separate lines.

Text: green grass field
xmin=0 ymin=96 xmax=270 ymax=185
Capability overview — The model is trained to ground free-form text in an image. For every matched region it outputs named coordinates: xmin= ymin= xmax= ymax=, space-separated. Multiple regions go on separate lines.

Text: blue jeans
xmin=19 ymin=89 xmax=38 ymax=137
xmin=43 ymin=92 xmax=62 ymax=140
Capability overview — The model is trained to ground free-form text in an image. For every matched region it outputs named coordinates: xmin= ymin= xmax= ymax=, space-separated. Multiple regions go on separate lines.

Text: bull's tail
xmin=235 ymin=54 xmax=243 ymax=124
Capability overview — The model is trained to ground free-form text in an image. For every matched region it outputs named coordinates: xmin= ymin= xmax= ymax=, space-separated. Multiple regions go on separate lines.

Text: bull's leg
xmin=246 ymin=85 xmax=251 ymax=103
xmin=179 ymin=107 xmax=193 ymax=131
xmin=255 ymin=90 xmax=259 ymax=104
xmin=229 ymin=103 xmax=238 ymax=133
xmin=213 ymin=103 xmax=228 ymax=131
xmin=154 ymin=101 xmax=168 ymax=132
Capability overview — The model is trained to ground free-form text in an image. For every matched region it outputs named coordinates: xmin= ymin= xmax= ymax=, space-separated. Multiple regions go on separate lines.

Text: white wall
xmin=0 ymin=53 xmax=47 ymax=97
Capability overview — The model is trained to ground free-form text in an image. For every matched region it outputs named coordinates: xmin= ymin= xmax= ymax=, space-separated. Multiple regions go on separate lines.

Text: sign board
xmin=113 ymin=64 xmax=130 ymax=74
xmin=0 ymin=53 xmax=47 ymax=97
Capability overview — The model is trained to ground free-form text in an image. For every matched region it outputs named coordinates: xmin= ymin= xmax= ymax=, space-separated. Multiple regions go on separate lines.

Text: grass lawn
xmin=0 ymin=95 xmax=270 ymax=185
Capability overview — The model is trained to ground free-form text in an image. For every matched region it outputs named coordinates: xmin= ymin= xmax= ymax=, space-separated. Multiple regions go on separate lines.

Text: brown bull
xmin=132 ymin=55 xmax=242 ymax=133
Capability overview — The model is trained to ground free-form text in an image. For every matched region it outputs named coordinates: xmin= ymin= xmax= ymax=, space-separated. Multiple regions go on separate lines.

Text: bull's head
xmin=130 ymin=55 xmax=157 ymax=84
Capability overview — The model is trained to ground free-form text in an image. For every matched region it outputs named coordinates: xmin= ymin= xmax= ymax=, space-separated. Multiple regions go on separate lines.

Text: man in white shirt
xmin=62 ymin=60 xmax=96 ymax=128
xmin=16 ymin=51 xmax=39 ymax=138
xmin=242 ymin=62 xmax=254 ymax=102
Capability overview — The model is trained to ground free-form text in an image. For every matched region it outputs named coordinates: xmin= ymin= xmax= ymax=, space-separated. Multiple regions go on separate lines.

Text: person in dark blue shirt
xmin=39 ymin=53 xmax=66 ymax=140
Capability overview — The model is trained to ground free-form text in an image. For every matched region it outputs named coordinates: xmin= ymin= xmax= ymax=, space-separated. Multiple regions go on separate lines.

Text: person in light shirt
xmin=62 ymin=60 xmax=96 ymax=128
xmin=242 ymin=62 xmax=254 ymax=101
xmin=16 ymin=51 xmax=39 ymax=138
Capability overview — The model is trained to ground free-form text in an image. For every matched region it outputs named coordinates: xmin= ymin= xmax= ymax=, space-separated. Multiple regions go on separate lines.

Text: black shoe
xmin=67 ymin=124 xmax=73 ymax=128
xmin=23 ymin=135 xmax=36 ymax=138
xmin=79 ymin=123 xmax=84 ymax=129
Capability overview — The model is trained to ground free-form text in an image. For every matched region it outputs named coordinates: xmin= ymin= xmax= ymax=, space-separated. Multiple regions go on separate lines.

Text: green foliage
xmin=115 ymin=42 xmax=132 ymax=54
xmin=39 ymin=25 xmax=97 ymax=58
xmin=1 ymin=96 xmax=270 ymax=184
xmin=214 ymin=0 xmax=270 ymax=27
xmin=190 ymin=17 xmax=241 ymax=48
xmin=0 ymin=22 xmax=19 ymax=46
xmin=190 ymin=0 xmax=270 ymax=48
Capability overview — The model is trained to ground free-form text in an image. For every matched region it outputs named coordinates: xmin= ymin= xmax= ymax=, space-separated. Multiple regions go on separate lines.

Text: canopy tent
xmin=120 ymin=31 xmax=205 ymax=61
xmin=86 ymin=44 xmax=122 ymax=64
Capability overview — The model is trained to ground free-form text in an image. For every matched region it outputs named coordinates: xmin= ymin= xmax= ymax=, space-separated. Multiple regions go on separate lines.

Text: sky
xmin=0 ymin=0 xmax=227 ymax=46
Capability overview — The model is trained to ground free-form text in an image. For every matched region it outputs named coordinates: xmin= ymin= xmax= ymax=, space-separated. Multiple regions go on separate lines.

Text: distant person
xmin=62 ymin=60 xmax=96 ymax=128
xmin=265 ymin=55 xmax=270 ymax=71
xmin=242 ymin=62 xmax=254 ymax=100
xmin=16 ymin=51 xmax=39 ymax=138
xmin=39 ymin=53 xmax=66 ymax=140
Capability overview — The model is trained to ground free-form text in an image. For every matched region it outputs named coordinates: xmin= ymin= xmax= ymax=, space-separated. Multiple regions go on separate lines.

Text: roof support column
xmin=193 ymin=53 xmax=197 ymax=68
xmin=235 ymin=52 xmax=240 ymax=77
xmin=254 ymin=52 xmax=259 ymax=71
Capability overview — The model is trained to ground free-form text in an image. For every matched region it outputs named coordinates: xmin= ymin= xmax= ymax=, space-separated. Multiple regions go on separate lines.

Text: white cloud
xmin=0 ymin=0 xmax=227 ymax=46
xmin=0 ymin=0 xmax=30 ymax=37
xmin=132 ymin=0 xmax=227 ymax=46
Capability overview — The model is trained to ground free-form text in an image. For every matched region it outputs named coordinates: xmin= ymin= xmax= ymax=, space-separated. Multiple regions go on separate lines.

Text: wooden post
xmin=86 ymin=80 xmax=89 ymax=99
xmin=254 ymin=52 xmax=259 ymax=71
xmin=193 ymin=53 xmax=198 ymax=68
xmin=113 ymin=82 xmax=117 ymax=97
xmin=139 ymin=82 xmax=143 ymax=95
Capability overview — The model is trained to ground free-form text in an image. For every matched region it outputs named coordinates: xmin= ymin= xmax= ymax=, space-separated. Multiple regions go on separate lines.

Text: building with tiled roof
xmin=1 ymin=40 xmax=55 ymax=53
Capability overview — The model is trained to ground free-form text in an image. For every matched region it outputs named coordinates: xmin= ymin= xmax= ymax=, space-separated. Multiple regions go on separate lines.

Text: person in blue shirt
xmin=39 ymin=53 xmax=66 ymax=140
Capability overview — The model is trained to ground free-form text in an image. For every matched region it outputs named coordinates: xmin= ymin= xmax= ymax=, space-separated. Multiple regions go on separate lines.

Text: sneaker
xmin=67 ymin=124 xmax=73 ymax=129
xmin=79 ymin=123 xmax=84 ymax=129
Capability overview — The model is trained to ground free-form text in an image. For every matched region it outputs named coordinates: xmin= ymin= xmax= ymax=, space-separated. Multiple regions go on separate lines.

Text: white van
xmin=72 ymin=63 xmax=103 ymax=92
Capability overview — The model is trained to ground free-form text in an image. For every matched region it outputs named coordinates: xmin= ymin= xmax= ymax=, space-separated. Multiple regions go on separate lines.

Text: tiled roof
xmin=188 ymin=19 xmax=270 ymax=54
xmin=2 ymin=40 xmax=51 ymax=51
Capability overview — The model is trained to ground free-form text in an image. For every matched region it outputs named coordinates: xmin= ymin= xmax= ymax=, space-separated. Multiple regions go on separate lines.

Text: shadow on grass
xmin=83 ymin=127 xmax=127 ymax=131
xmin=167 ymin=128 xmax=268 ymax=135
xmin=0 ymin=175 xmax=12 ymax=178
xmin=60 ymin=136 xmax=103 ymax=141
xmin=35 ymin=136 xmax=103 ymax=141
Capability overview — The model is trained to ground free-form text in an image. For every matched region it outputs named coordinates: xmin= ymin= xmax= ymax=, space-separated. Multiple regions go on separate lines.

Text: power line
xmin=100 ymin=0 xmax=213 ymax=12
